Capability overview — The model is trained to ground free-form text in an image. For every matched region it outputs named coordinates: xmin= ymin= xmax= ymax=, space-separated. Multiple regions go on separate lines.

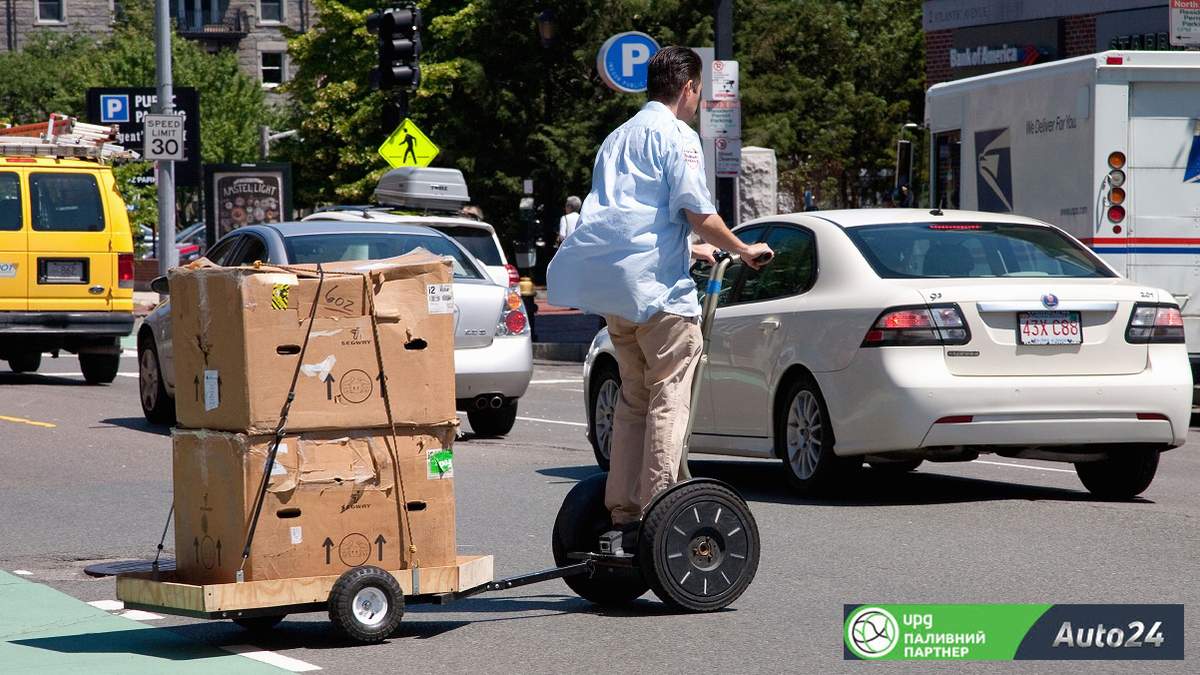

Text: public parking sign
xmin=597 ymin=32 xmax=660 ymax=93
xmin=86 ymin=87 xmax=201 ymax=186
xmin=143 ymin=114 xmax=187 ymax=161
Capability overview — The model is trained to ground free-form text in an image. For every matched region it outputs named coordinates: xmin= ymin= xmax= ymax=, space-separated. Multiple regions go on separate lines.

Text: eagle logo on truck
xmin=975 ymin=128 xmax=1014 ymax=213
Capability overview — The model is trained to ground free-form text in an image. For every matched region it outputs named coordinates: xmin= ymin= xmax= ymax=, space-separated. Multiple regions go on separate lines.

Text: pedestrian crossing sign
xmin=378 ymin=118 xmax=439 ymax=168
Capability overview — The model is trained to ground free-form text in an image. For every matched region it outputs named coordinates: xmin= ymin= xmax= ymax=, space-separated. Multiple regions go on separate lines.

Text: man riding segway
xmin=547 ymin=47 xmax=772 ymax=608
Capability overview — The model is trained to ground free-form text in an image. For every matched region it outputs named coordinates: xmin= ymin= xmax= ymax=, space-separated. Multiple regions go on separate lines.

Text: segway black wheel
xmin=552 ymin=472 xmax=649 ymax=606
xmin=327 ymin=566 xmax=404 ymax=644
xmin=638 ymin=480 xmax=760 ymax=613
xmin=233 ymin=614 xmax=285 ymax=632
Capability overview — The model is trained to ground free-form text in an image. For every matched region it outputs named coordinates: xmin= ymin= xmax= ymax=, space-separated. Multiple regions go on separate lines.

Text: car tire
xmin=139 ymin=337 xmax=176 ymax=425
xmin=776 ymin=376 xmax=859 ymax=495
xmin=588 ymin=360 xmax=621 ymax=471
xmin=7 ymin=352 xmax=41 ymax=373
xmin=466 ymin=400 xmax=518 ymax=437
xmin=79 ymin=353 xmax=120 ymax=385
xmin=868 ymin=459 xmax=923 ymax=474
xmin=1074 ymin=450 xmax=1160 ymax=499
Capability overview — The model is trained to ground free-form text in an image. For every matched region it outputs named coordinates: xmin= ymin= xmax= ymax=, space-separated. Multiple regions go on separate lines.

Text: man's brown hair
xmin=647 ymin=46 xmax=701 ymax=104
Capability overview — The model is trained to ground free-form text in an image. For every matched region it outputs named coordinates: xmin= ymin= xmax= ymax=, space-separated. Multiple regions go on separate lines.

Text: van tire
xmin=80 ymin=353 xmax=120 ymax=385
xmin=7 ymin=353 xmax=41 ymax=373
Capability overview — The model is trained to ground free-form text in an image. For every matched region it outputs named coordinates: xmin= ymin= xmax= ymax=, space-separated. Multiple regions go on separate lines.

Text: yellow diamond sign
xmin=378 ymin=118 xmax=439 ymax=168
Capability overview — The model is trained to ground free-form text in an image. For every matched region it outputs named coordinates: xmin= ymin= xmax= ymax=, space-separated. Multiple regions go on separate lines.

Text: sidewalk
xmin=528 ymin=289 xmax=603 ymax=362
xmin=0 ymin=571 xmax=284 ymax=673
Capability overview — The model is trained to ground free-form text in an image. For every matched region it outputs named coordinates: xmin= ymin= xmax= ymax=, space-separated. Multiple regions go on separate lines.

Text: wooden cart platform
xmin=115 ymin=555 xmax=493 ymax=620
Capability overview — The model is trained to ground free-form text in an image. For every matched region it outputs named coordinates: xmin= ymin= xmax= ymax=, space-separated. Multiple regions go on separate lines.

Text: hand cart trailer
xmin=114 ymin=251 xmax=763 ymax=644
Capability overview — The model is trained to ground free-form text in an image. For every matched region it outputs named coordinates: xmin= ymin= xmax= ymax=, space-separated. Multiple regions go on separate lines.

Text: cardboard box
xmin=173 ymin=426 xmax=457 ymax=585
xmin=170 ymin=253 xmax=457 ymax=433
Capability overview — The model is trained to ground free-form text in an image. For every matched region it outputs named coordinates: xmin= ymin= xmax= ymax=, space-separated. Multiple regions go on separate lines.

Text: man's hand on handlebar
xmin=690 ymin=242 xmax=718 ymax=265
xmin=738 ymin=243 xmax=774 ymax=270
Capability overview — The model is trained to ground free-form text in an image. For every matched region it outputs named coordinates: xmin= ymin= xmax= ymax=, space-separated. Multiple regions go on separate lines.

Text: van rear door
xmin=0 ymin=170 xmax=27 ymax=310
xmin=25 ymin=170 xmax=113 ymax=311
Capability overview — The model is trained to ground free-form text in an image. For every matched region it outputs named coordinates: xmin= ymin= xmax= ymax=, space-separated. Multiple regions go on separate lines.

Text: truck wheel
xmin=233 ymin=614 xmax=286 ymax=633
xmin=139 ymin=339 xmax=176 ymax=424
xmin=7 ymin=353 xmax=41 ymax=373
xmin=638 ymin=480 xmax=760 ymax=613
xmin=328 ymin=566 xmax=404 ymax=644
xmin=551 ymin=472 xmax=649 ymax=606
xmin=1075 ymin=450 xmax=1160 ymax=500
xmin=79 ymin=353 xmax=120 ymax=385
xmin=467 ymin=400 xmax=518 ymax=437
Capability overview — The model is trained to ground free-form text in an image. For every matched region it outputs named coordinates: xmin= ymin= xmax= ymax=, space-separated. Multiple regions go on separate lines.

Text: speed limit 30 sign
xmin=143 ymin=113 xmax=187 ymax=161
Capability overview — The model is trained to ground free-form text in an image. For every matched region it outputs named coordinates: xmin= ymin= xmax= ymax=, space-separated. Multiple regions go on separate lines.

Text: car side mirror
xmin=150 ymin=275 xmax=170 ymax=295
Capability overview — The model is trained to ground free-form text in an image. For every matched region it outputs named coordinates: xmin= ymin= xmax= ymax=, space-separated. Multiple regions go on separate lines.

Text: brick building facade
xmin=924 ymin=0 xmax=1175 ymax=87
xmin=1 ymin=1 xmax=314 ymax=92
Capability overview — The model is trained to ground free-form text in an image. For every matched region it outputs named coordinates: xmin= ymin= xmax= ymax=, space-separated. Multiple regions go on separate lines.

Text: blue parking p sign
xmin=597 ymin=32 xmax=660 ymax=93
xmin=99 ymin=95 xmax=129 ymax=123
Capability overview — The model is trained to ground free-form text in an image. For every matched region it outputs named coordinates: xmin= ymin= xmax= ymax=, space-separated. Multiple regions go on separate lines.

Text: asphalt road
xmin=0 ymin=353 xmax=1197 ymax=674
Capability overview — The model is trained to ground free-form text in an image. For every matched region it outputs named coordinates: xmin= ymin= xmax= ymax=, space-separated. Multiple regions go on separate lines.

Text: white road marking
xmin=12 ymin=570 xmax=33 ymax=576
xmin=122 ymin=349 xmax=138 ymax=357
xmin=88 ymin=599 xmax=123 ymax=610
xmin=972 ymin=459 xmax=1075 ymax=474
xmin=223 ymin=645 xmax=322 ymax=672
xmin=118 ymin=609 xmax=163 ymax=620
xmin=529 ymin=379 xmax=582 ymax=385
xmin=515 ymin=416 xmax=586 ymax=428
xmin=37 ymin=372 xmax=138 ymax=379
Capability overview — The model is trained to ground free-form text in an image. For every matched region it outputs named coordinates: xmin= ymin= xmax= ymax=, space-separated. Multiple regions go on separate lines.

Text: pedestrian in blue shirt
xmin=547 ymin=46 xmax=772 ymax=533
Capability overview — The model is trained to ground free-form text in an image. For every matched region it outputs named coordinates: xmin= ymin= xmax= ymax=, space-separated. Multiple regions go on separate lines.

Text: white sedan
xmin=583 ymin=209 xmax=1191 ymax=499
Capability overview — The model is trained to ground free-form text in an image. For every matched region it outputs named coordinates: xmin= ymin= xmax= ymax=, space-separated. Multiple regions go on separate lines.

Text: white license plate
xmin=1018 ymin=311 xmax=1082 ymax=345
xmin=44 ymin=260 xmax=85 ymax=283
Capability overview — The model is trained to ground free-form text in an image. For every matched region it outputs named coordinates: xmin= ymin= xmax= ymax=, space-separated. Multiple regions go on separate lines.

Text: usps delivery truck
xmin=926 ymin=50 xmax=1200 ymax=385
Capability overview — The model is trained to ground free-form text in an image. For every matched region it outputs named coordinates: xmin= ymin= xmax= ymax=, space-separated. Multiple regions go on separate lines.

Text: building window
xmin=36 ymin=0 xmax=65 ymax=23
xmin=260 ymin=52 xmax=285 ymax=88
xmin=260 ymin=0 xmax=283 ymax=24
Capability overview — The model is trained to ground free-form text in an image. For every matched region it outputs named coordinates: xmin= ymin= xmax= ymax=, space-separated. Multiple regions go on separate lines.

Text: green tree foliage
xmin=282 ymin=0 xmax=923 ymax=238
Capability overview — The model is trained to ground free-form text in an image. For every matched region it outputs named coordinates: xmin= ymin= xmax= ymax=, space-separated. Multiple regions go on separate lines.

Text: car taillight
xmin=505 ymin=263 xmax=520 ymax=286
xmin=496 ymin=287 xmax=530 ymax=336
xmin=1126 ymin=303 xmax=1184 ymax=344
xmin=506 ymin=289 xmax=523 ymax=311
xmin=118 ymin=253 xmax=134 ymax=289
xmin=862 ymin=304 xmax=970 ymax=347
xmin=504 ymin=310 xmax=527 ymax=334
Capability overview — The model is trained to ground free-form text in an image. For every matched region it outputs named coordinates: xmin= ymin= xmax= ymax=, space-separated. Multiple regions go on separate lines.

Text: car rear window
xmin=284 ymin=232 xmax=483 ymax=279
xmin=845 ymin=222 xmax=1114 ymax=279
xmin=29 ymin=173 xmax=106 ymax=232
xmin=431 ymin=226 xmax=502 ymax=265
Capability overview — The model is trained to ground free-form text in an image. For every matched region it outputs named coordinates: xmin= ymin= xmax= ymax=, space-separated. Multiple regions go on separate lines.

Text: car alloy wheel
xmin=594 ymin=378 xmax=619 ymax=463
xmin=786 ymin=389 xmax=823 ymax=481
xmin=140 ymin=348 xmax=160 ymax=412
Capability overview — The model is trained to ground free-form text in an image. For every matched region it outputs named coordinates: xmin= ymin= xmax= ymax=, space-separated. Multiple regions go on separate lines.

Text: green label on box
xmin=427 ymin=448 xmax=453 ymax=479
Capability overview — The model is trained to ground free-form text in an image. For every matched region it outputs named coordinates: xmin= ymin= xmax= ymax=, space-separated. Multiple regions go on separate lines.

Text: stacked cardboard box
xmin=168 ymin=254 xmax=460 ymax=584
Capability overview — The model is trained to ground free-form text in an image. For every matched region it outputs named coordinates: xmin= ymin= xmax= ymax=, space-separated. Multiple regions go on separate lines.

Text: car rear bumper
xmin=0 ymin=311 xmax=134 ymax=336
xmin=819 ymin=344 xmax=1192 ymax=455
xmin=454 ymin=335 xmax=533 ymax=401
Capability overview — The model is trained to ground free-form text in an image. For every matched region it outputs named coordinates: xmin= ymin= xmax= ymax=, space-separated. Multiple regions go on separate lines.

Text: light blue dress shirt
xmin=547 ymin=101 xmax=717 ymax=323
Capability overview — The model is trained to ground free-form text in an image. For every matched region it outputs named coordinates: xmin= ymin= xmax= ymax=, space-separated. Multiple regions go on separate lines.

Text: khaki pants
xmin=604 ymin=312 xmax=703 ymax=526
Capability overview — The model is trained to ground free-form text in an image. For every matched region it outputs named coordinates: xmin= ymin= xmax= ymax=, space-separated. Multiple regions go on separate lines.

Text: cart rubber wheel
xmin=327 ymin=566 xmax=404 ymax=644
xmin=638 ymin=479 xmax=760 ymax=613
xmin=552 ymin=472 xmax=649 ymax=606
xmin=233 ymin=614 xmax=286 ymax=632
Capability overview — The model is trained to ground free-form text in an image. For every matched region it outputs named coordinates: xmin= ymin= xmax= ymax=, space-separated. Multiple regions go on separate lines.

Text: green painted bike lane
xmin=0 ymin=571 xmax=285 ymax=674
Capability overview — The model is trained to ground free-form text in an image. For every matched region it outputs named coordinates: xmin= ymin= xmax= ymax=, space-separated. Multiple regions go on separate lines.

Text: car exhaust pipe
xmin=474 ymin=396 xmax=489 ymax=410
xmin=489 ymin=395 xmax=505 ymax=409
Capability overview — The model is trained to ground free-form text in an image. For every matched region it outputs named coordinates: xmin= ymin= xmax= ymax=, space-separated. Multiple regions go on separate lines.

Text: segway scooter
xmin=548 ymin=250 xmax=763 ymax=612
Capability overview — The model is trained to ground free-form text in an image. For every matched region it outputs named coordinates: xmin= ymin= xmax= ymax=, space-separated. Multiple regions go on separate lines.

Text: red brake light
xmin=504 ymin=310 xmax=527 ymax=334
xmin=862 ymin=305 xmax=970 ymax=347
xmin=928 ymin=224 xmax=982 ymax=231
xmin=1156 ymin=306 xmax=1184 ymax=327
xmin=1136 ymin=412 xmax=1168 ymax=421
xmin=1106 ymin=55 xmax=1124 ymax=65
xmin=881 ymin=310 xmax=933 ymax=329
xmin=505 ymin=263 xmax=520 ymax=286
xmin=1107 ymin=205 xmax=1126 ymax=222
xmin=118 ymin=253 xmax=134 ymax=289
xmin=935 ymin=415 xmax=973 ymax=424
xmin=1126 ymin=303 xmax=1185 ymax=344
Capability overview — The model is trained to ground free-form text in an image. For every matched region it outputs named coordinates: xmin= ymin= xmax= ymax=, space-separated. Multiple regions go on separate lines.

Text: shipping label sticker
xmin=426 ymin=283 xmax=455 ymax=314
xmin=427 ymin=448 xmax=454 ymax=479
xmin=0 ymin=262 xmax=17 ymax=278
xmin=271 ymin=283 xmax=291 ymax=310
xmin=203 ymin=370 xmax=220 ymax=411
xmin=290 ymin=526 xmax=302 ymax=545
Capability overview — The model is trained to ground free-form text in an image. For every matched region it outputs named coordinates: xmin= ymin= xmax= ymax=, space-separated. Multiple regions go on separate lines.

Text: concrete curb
xmin=532 ymin=342 xmax=589 ymax=362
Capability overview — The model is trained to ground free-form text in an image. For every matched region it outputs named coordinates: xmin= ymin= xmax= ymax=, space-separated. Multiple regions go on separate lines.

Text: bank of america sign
xmin=949 ymin=44 xmax=1038 ymax=69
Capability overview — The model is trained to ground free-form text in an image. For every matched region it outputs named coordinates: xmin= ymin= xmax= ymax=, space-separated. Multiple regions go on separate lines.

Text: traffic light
xmin=367 ymin=7 xmax=421 ymax=91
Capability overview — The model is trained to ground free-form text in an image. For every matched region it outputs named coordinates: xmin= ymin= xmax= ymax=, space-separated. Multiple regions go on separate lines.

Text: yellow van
xmin=0 ymin=156 xmax=135 ymax=383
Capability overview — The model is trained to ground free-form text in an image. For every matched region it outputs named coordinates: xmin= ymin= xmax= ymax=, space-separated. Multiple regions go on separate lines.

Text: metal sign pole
xmin=713 ymin=0 xmax=736 ymax=227
xmin=154 ymin=0 xmax=178 ymax=281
